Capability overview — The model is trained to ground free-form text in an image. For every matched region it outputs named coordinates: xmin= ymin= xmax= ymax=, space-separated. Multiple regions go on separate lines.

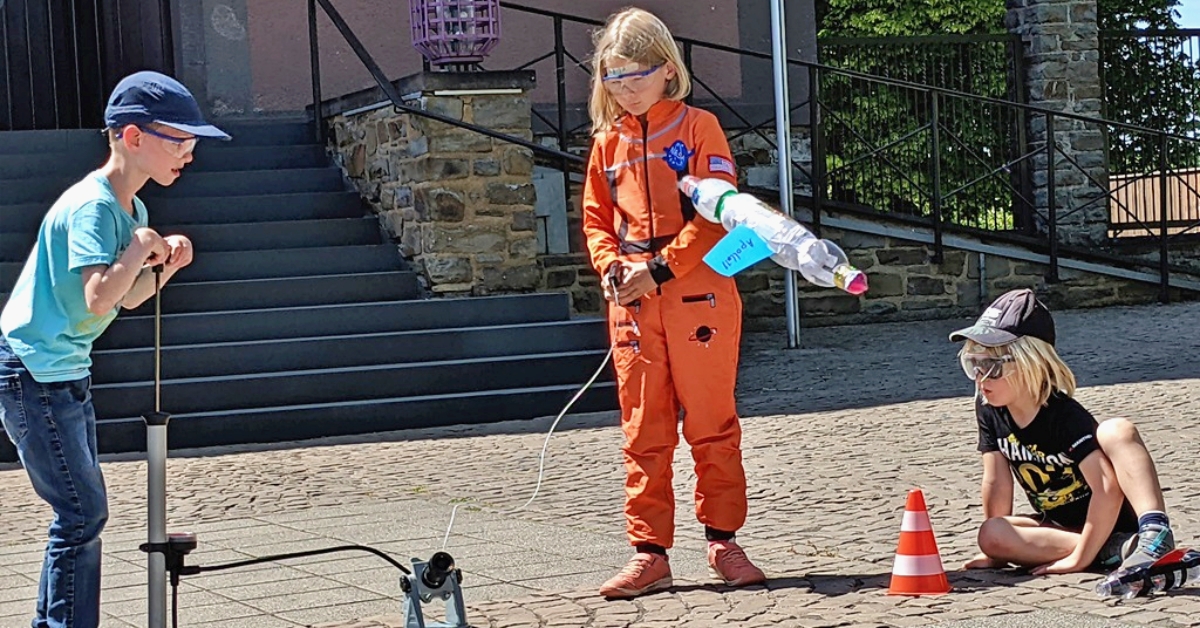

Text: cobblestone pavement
xmin=2 ymin=301 xmax=1199 ymax=627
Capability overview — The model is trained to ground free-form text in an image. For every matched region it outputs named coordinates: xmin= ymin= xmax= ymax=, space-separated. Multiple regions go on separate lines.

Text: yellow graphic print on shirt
xmin=999 ymin=434 xmax=1090 ymax=513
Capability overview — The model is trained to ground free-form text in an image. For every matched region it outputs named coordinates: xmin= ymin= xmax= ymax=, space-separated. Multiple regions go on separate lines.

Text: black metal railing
xmin=0 ymin=0 xmax=105 ymax=130
xmin=1100 ymin=29 xmax=1200 ymax=236
xmin=819 ymin=34 xmax=1024 ymax=101
xmin=0 ymin=0 xmax=175 ymax=131
xmin=307 ymin=1 xmax=1200 ymax=302
xmin=818 ymin=34 xmax=1028 ymax=233
xmin=818 ymin=70 xmax=1033 ymax=235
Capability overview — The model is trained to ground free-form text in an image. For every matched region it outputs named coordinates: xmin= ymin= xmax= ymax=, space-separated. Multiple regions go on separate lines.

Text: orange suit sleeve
xmin=581 ymin=136 xmax=621 ymax=277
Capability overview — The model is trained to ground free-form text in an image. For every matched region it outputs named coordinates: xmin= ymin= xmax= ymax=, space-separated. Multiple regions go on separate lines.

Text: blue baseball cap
xmin=104 ymin=71 xmax=230 ymax=140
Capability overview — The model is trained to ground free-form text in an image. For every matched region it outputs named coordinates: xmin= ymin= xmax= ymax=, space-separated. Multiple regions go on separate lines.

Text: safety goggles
xmin=116 ymin=125 xmax=198 ymax=158
xmin=960 ymin=353 xmax=1014 ymax=381
xmin=602 ymin=64 xmax=663 ymax=94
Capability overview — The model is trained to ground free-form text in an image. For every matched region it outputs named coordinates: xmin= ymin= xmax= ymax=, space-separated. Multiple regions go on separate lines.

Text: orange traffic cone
xmin=887 ymin=488 xmax=951 ymax=596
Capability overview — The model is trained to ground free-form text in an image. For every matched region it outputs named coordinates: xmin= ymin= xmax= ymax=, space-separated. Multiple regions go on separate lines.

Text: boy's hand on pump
xmin=163 ymin=235 xmax=194 ymax=271
xmin=615 ymin=260 xmax=657 ymax=306
xmin=134 ymin=227 xmax=170 ymax=267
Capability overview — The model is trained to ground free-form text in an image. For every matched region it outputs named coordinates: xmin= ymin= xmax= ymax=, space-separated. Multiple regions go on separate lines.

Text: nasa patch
xmin=663 ymin=140 xmax=695 ymax=173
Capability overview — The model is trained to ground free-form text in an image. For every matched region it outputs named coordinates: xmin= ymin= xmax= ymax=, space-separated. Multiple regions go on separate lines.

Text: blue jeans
xmin=0 ymin=337 xmax=108 ymax=628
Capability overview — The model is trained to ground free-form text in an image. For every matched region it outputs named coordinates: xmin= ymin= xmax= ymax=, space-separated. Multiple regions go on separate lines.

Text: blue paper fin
xmin=703 ymin=225 xmax=771 ymax=277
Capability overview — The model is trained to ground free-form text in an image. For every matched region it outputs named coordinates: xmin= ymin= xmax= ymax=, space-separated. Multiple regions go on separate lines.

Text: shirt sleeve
xmin=581 ymin=137 xmax=622 ymax=278
xmin=1053 ymin=395 xmax=1101 ymax=463
xmin=67 ymin=202 xmax=120 ymax=272
xmin=655 ymin=109 xmax=736 ymax=281
xmin=977 ymin=398 xmax=1000 ymax=453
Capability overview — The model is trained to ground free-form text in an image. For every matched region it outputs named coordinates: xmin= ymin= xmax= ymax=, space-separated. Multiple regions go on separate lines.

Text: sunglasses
xmin=960 ymin=353 xmax=1014 ymax=381
xmin=601 ymin=64 xmax=663 ymax=95
xmin=116 ymin=125 xmax=198 ymax=158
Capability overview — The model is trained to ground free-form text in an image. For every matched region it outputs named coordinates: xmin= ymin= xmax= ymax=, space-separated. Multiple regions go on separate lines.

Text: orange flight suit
xmin=582 ymin=99 xmax=746 ymax=549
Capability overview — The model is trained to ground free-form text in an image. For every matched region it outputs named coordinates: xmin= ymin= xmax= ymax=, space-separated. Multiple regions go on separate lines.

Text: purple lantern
xmin=410 ymin=0 xmax=502 ymax=70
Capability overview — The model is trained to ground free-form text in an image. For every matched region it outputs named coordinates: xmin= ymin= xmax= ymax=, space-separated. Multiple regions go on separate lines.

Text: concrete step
xmin=90 ymin=319 xmax=606 ymax=384
xmin=92 ymin=350 xmax=611 ymax=417
xmin=0 ymin=167 xmax=347 ymax=204
xmin=124 ymin=271 xmax=421 ymax=315
xmin=74 ymin=381 xmax=617 ymax=456
xmin=96 ymin=293 xmax=576 ymax=349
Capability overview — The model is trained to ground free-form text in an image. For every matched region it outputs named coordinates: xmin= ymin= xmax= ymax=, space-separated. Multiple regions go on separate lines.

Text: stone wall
xmin=1007 ymin=0 xmax=1109 ymax=247
xmin=326 ymin=71 xmax=541 ymax=296
xmin=729 ymin=129 xmax=814 ymax=197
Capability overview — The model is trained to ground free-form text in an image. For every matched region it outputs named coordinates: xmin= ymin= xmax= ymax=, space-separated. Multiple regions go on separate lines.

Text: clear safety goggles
xmin=960 ymin=353 xmax=1014 ymax=381
xmin=117 ymin=125 xmax=198 ymax=158
xmin=602 ymin=64 xmax=662 ymax=94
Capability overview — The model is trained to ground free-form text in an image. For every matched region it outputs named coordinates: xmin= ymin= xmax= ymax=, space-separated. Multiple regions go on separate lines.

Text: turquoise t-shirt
xmin=1 ymin=171 xmax=148 ymax=383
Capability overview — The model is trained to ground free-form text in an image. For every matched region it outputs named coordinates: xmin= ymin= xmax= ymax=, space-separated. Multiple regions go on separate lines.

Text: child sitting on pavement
xmin=950 ymin=288 xmax=1176 ymax=576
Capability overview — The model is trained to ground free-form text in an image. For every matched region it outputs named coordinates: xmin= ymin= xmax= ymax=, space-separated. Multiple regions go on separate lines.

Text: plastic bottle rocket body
xmin=680 ymin=176 xmax=868 ymax=295
xmin=1094 ymin=549 xmax=1200 ymax=598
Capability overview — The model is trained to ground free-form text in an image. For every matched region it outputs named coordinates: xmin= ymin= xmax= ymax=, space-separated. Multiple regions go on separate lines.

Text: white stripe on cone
xmin=892 ymin=553 xmax=946 ymax=577
xmin=901 ymin=511 xmax=932 ymax=532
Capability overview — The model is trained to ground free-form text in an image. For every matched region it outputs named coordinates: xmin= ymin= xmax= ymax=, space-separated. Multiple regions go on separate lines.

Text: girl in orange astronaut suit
xmin=582 ymin=7 xmax=766 ymax=599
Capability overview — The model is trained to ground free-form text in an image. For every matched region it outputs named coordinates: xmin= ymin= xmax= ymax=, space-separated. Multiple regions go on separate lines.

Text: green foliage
xmin=813 ymin=0 xmax=1200 ymax=230
xmin=815 ymin=2 xmax=1016 ymax=230
xmin=1097 ymin=0 xmax=1200 ymax=173
xmin=816 ymin=0 xmax=1006 ymax=37
xmin=1098 ymin=0 xmax=1182 ymax=29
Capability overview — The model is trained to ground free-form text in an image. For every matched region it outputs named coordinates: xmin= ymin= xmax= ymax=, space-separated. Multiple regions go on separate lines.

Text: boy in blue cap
xmin=0 ymin=71 xmax=229 ymax=628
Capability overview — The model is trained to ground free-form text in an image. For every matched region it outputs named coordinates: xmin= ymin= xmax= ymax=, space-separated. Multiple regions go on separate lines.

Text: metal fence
xmin=0 ymin=0 xmax=175 ymax=131
xmin=819 ymin=34 xmax=1024 ymax=101
xmin=1100 ymin=29 xmax=1200 ymax=235
xmin=817 ymin=35 xmax=1029 ymax=233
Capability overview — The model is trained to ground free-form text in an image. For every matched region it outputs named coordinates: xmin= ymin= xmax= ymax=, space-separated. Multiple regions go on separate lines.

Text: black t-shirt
xmin=977 ymin=393 xmax=1137 ymax=532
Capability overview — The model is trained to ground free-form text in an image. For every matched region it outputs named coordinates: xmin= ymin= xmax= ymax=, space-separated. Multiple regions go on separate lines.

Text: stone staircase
xmin=0 ymin=121 xmax=613 ymax=461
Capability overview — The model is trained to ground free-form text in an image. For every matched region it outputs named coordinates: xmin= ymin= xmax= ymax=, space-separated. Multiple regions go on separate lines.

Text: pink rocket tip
xmin=844 ymin=272 xmax=868 ymax=296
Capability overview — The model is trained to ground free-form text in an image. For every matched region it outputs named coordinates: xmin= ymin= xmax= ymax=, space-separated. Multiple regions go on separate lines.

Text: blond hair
xmin=961 ymin=337 xmax=1076 ymax=407
xmin=588 ymin=8 xmax=691 ymax=134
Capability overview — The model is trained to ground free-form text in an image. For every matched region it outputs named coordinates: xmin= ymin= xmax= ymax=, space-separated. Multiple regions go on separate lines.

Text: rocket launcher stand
xmin=401 ymin=552 xmax=469 ymax=628
xmin=133 ymin=265 xmax=471 ymax=627
xmin=139 ymin=264 xmax=198 ymax=628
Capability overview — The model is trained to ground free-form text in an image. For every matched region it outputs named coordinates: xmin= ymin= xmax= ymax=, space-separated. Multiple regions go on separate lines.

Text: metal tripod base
xmin=401 ymin=558 xmax=469 ymax=628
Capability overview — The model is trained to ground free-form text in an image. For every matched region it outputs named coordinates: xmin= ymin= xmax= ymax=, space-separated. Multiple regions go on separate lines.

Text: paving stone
xmin=3 ymin=302 xmax=1200 ymax=627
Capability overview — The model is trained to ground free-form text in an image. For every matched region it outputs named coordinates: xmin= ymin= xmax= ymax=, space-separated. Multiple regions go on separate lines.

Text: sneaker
xmin=1118 ymin=525 xmax=1176 ymax=572
xmin=598 ymin=552 xmax=672 ymax=598
xmin=1096 ymin=530 xmax=1137 ymax=569
xmin=707 ymin=539 xmax=766 ymax=586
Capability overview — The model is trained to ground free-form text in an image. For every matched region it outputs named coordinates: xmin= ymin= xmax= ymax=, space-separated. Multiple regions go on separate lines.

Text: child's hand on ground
xmin=1031 ymin=554 xmax=1086 ymax=576
xmin=163 ymin=235 xmax=194 ymax=270
xmin=963 ymin=553 xmax=1005 ymax=570
xmin=615 ymin=260 xmax=657 ymax=306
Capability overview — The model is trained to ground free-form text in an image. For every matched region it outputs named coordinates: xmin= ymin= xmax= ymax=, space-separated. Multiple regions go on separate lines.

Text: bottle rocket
xmin=1095 ymin=548 xmax=1200 ymax=599
xmin=680 ymin=176 xmax=868 ymax=295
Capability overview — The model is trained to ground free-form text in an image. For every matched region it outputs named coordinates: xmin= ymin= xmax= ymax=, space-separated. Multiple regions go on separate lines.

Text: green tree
xmin=813 ymin=0 xmax=1200 ymax=228
xmin=1097 ymin=0 xmax=1200 ymax=173
xmin=814 ymin=0 xmax=1016 ymax=230
xmin=816 ymin=0 xmax=1005 ymax=37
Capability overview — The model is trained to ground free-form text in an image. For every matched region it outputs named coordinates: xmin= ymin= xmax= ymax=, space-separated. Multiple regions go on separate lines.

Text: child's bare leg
xmin=1096 ymin=418 xmax=1174 ymax=570
xmin=974 ymin=516 xmax=1078 ymax=568
xmin=1096 ymin=418 xmax=1166 ymax=514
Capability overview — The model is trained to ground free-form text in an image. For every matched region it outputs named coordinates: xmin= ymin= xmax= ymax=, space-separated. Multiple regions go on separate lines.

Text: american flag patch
xmin=708 ymin=155 xmax=735 ymax=176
